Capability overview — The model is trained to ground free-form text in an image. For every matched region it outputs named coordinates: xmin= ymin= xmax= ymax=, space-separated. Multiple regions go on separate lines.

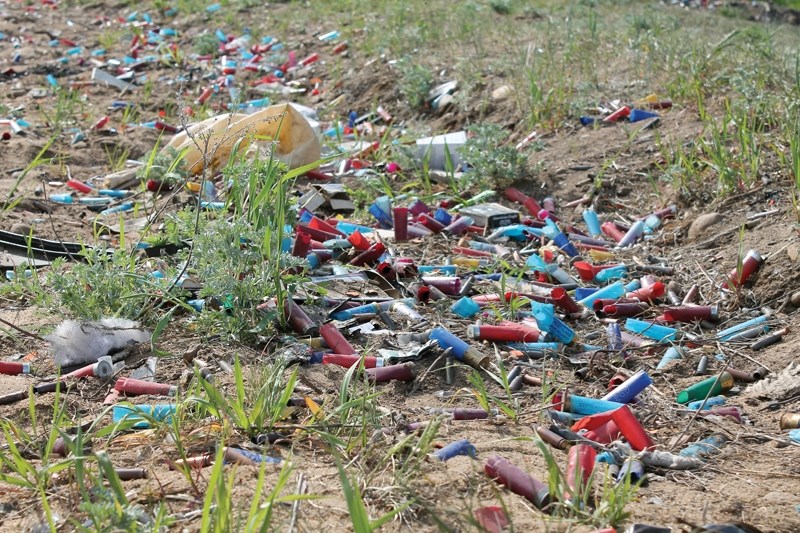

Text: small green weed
xmin=396 ymin=58 xmax=434 ymax=110
xmin=458 ymin=123 xmax=530 ymax=190
xmin=188 ymin=355 xmax=297 ymax=436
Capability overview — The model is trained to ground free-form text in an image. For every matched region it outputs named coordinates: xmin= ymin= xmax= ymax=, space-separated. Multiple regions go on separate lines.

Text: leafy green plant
xmin=322 ymin=361 xmax=383 ymax=452
xmin=137 ymin=146 xmax=189 ymax=187
xmin=194 ymin=33 xmax=220 ymax=55
xmin=104 ymin=144 xmax=132 ymax=172
xmin=190 ymin=215 xmax=303 ymax=341
xmin=0 ymin=388 xmax=126 ymax=529
xmin=2 ymin=134 xmax=56 ymax=213
xmin=372 ymin=416 xmax=442 ymax=488
xmin=458 ymin=124 xmax=529 ymax=190
xmin=396 ymin=58 xmax=433 ymax=110
xmin=489 ymin=0 xmax=513 ymax=15
xmin=49 ymin=247 xmax=186 ymax=322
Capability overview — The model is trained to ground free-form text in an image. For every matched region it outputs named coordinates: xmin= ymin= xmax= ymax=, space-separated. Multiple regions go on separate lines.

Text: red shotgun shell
xmin=723 ymin=250 xmax=763 ymax=289
xmin=319 ymin=322 xmax=357 ymax=355
xmin=564 ymin=444 xmax=597 ymax=500
xmin=610 ymin=405 xmax=655 ymax=451
xmin=115 ymin=377 xmax=177 ymax=397
xmin=600 ymin=222 xmax=625 ymax=242
xmin=366 ymin=362 xmax=415 ymax=382
xmin=662 ymin=305 xmax=718 ymax=323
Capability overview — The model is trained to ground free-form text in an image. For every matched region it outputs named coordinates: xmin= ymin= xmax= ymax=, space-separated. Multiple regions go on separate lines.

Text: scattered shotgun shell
xmin=724 ymin=326 xmax=768 ymax=342
xmin=697 ymin=406 xmax=742 ymax=423
xmin=676 ymin=372 xmax=734 ymax=404
xmin=319 ymin=322 xmax=357 ymax=355
xmin=625 ymin=318 xmax=677 ymax=342
xmin=115 ymin=468 xmax=148 ymax=480
xmin=601 ymin=369 xmax=652 ymax=404
xmin=169 ymin=453 xmax=213 ymax=470
xmin=115 ymin=377 xmax=177 ymax=397
xmin=695 ymin=355 xmax=709 ymax=375
xmin=323 ymin=353 xmax=383 ymax=369
xmin=484 ymin=455 xmax=550 ymax=510
xmin=508 ymin=372 xmax=525 ymax=391
xmin=656 ymin=346 xmax=684 ymax=370
xmin=681 ymin=284 xmax=699 ymax=304
xmin=467 ymin=323 xmax=542 ymax=343
xmin=726 ymin=367 xmax=756 ymax=383
xmin=0 ymin=361 xmax=32 ymax=375
xmin=551 ymin=287 xmax=581 ymax=314
xmin=429 ymin=327 xmax=489 ymax=368
xmin=611 ymin=405 xmax=655 ymax=451
xmin=687 ymin=395 xmax=726 ymax=410
xmin=564 ymin=444 xmax=597 ymax=500
xmin=780 ymin=413 xmax=800 ymax=430
xmin=295 ymin=229 xmax=327 ymax=251
xmin=63 ymin=357 xmax=113 ymax=380
xmin=432 ymin=439 xmax=477 ymax=461
xmin=451 ymin=296 xmax=481 ymax=318
xmin=504 ymin=188 xmax=542 ymax=217
xmin=617 ymin=457 xmax=645 ymax=483
xmin=366 ymin=362 xmax=416 ymax=382
xmin=598 ymin=302 xmax=648 ymax=318
xmin=0 ymin=382 xmax=74 ymax=406
xmin=349 ymin=242 xmax=386 ymax=266
xmin=662 ymin=305 xmax=718 ymax=323
xmin=474 ymin=506 xmax=509 ymax=533
xmin=585 ymin=420 xmax=622 ymax=444
xmin=52 ymin=436 xmax=92 ymax=457
xmin=393 ymin=207 xmax=409 ymax=241
xmin=604 ymin=106 xmax=631 ymax=122
xmin=530 ymin=301 xmax=575 ymax=344
xmin=459 ymin=275 xmax=476 ymax=297
xmin=223 ymin=446 xmax=281 ymax=464
xmin=722 ymin=250 xmax=763 ymax=289
xmin=716 ymin=315 xmax=768 ymax=340
xmin=679 ymin=434 xmax=727 ymax=459
xmin=751 ymin=328 xmax=788 ymax=350
xmin=556 ymin=391 xmax=625 ymax=416
xmin=444 ymin=355 xmax=456 ymax=385
xmin=422 ymin=276 xmax=461 ymax=295
xmin=451 ymin=408 xmax=491 ymax=420
xmin=417 ymin=213 xmax=446 ymax=233
xmin=535 ymin=424 xmax=569 ymax=450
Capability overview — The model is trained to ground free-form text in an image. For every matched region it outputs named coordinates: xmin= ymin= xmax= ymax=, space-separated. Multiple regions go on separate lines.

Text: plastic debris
xmin=45 ymin=318 xmax=151 ymax=367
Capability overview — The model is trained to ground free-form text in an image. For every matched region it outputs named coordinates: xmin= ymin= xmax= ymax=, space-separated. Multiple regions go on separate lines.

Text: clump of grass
xmin=188 ymin=355 xmax=297 ymax=436
xmin=334 ymin=451 xmax=412 ymax=533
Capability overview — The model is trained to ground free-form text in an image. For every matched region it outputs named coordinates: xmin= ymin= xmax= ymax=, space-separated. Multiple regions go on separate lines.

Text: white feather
xmin=46 ymin=318 xmax=150 ymax=367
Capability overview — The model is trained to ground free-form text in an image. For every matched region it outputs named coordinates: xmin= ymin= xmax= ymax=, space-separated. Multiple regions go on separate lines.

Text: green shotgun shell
xmin=676 ymin=371 xmax=734 ymax=404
